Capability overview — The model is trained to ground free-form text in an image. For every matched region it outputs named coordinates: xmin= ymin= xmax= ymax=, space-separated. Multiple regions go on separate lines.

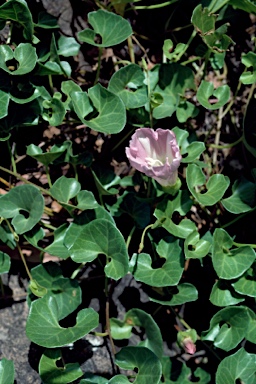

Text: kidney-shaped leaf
xmin=197 ymin=80 xmax=230 ymax=110
xmin=240 ymin=51 xmax=256 ymax=84
xmin=50 ymin=176 xmax=81 ymax=203
xmin=78 ymin=10 xmax=132 ymax=47
xmin=210 ymin=280 xmax=245 ymax=307
xmin=221 ymin=178 xmax=256 ymax=214
xmin=0 ymin=358 xmax=15 ymax=384
xmin=212 ymin=228 xmax=255 ymax=279
xmin=71 ymin=84 xmax=126 ymax=134
xmin=232 ymin=266 xmax=256 ymax=298
xmin=184 ymin=230 xmax=211 ymax=259
xmin=111 ymin=308 xmax=163 ymax=360
xmin=187 ymin=164 xmax=230 ymax=206
xmin=115 ymin=346 xmax=162 ymax=384
xmin=201 ymin=306 xmax=251 ymax=351
xmin=216 ymin=348 xmax=256 ymax=384
xmin=39 ymin=348 xmax=83 ymax=384
xmin=30 ymin=262 xmax=82 ymax=320
xmin=65 ymin=218 xmax=129 ymax=280
xmin=27 ymin=141 xmax=71 ymax=167
xmin=108 ymin=64 xmax=148 ymax=108
xmin=0 ymin=185 xmax=44 ymax=234
xmin=0 ymin=44 xmax=37 ymax=75
xmin=26 ymin=295 xmax=99 ymax=347
xmin=0 ymin=0 xmax=33 ymax=41
xmin=130 ymin=238 xmax=184 ymax=287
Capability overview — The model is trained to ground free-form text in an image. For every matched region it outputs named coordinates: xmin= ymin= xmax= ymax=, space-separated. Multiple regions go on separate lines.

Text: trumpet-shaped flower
xmin=125 ymin=128 xmax=181 ymax=187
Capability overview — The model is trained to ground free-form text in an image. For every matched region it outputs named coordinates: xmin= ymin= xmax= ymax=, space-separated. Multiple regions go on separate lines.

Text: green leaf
xmin=154 ymin=190 xmax=196 ymax=238
xmin=39 ymin=348 xmax=83 ymax=384
xmin=27 ymin=141 xmax=72 ymax=166
xmin=0 ymin=358 xmax=15 ymax=384
xmin=201 ymin=306 xmax=251 ymax=351
xmin=108 ymin=64 xmax=148 ymax=108
xmin=149 ymin=283 xmax=198 ymax=306
xmin=176 ymin=99 xmax=199 ymax=123
xmin=25 ymin=224 xmax=70 ymax=259
xmin=0 ymin=223 xmax=15 ymax=249
xmin=184 ymin=230 xmax=211 ymax=259
xmin=26 ymin=295 xmax=98 ymax=347
xmin=152 ymin=63 xmax=195 ymax=119
xmin=0 ymin=44 xmax=37 ymax=75
xmin=58 ymin=36 xmax=80 ymax=57
xmin=173 ymin=127 xmax=205 ymax=163
xmin=0 ymin=185 xmax=44 ymax=234
xmin=110 ymin=308 xmax=163 ymax=360
xmin=163 ymin=39 xmax=187 ymax=62
xmin=0 ymin=252 xmax=11 ymax=274
xmin=29 ymin=262 xmax=82 ymax=319
xmin=130 ymin=238 xmax=184 ymax=287
xmin=212 ymin=228 xmax=255 ymax=279
xmin=0 ymin=90 xmax=9 ymax=119
xmin=35 ymin=11 xmax=59 ymax=29
xmin=240 ymin=51 xmax=256 ymax=84
xmin=65 ymin=218 xmax=129 ymax=280
xmin=221 ymin=178 xmax=256 ymax=213
xmin=50 ymin=176 xmax=81 ymax=203
xmin=0 ymin=0 xmax=33 ymax=41
xmin=115 ymin=346 xmax=162 ymax=384
xmin=80 ymin=374 xmax=109 ymax=383
xmin=232 ymin=265 xmax=256 ymax=298
xmin=42 ymin=96 xmax=66 ymax=126
xmin=77 ymin=9 xmax=132 ymax=47
xmin=29 ymin=279 xmax=48 ymax=298
xmin=191 ymin=4 xmax=216 ymax=36
xmin=197 ymin=80 xmax=230 ymax=110
xmin=71 ymin=84 xmax=126 ymax=134
xmin=210 ymin=280 xmax=245 ymax=307
xmin=186 ymin=164 xmax=230 ymax=206
xmin=91 ymin=169 xmax=119 ymax=196
xmin=216 ymin=348 xmax=256 ymax=384
xmin=229 ymin=0 xmax=256 ymax=14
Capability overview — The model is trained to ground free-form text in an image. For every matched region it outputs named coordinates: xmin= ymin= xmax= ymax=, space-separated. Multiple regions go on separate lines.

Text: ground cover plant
xmin=0 ymin=0 xmax=256 ymax=382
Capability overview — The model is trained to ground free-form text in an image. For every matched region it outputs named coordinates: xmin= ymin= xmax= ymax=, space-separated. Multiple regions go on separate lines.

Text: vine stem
xmin=16 ymin=240 xmax=33 ymax=281
xmin=105 ymin=277 xmax=116 ymax=356
xmin=126 ymin=225 xmax=136 ymax=250
xmin=94 ymin=46 xmax=103 ymax=85
xmin=233 ymin=241 xmax=256 ymax=249
xmin=138 ymin=223 xmax=154 ymax=253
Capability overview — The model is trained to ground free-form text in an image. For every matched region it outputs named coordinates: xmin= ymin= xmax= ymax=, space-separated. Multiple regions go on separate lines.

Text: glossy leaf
xmin=39 ymin=348 xmax=83 ymax=384
xmin=221 ymin=178 xmax=256 ymax=213
xmin=115 ymin=346 xmax=162 ymax=384
xmin=0 ymin=358 xmax=15 ymax=384
xmin=0 ymin=185 xmax=44 ymax=234
xmin=212 ymin=228 xmax=255 ymax=279
xmin=154 ymin=190 xmax=196 ymax=238
xmin=0 ymin=44 xmax=37 ymax=75
xmin=110 ymin=308 xmax=163 ymax=359
xmin=197 ymin=80 xmax=230 ymax=110
xmin=50 ymin=176 xmax=81 ymax=203
xmin=240 ymin=52 xmax=256 ymax=84
xmin=71 ymin=84 xmax=126 ymax=134
xmin=191 ymin=5 xmax=216 ymax=36
xmin=130 ymin=238 xmax=184 ymax=287
xmin=0 ymin=252 xmax=11 ymax=274
xmin=65 ymin=218 xmax=129 ymax=280
xmin=0 ymin=0 xmax=33 ymax=41
xmin=216 ymin=348 xmax=256 ymax=384
xmin=150 ymin=283 xmax=198 ymax=306
xmin=152 ymin=63 xmax=195 ymax=119
xmin=186 ymin=164 xmax=230 ymax=206
xmin=108 ymin=64 xmax=148 ymax=108
xmin=29 ymin=262 xmax=81 ymax=319
xmin=35 ymin=11 xmax=59 ymax=29
xmin=163 ymin=39 xmax=186 ymax=62
xmin=201 ymin=306 xmax=251 ymax=351
xmin=27 ymin=142 xmax=71 ymax=166
xmin=210 ymin=280 xmax=245 ymax=307
xmin=173 ymin=127 xmax=205 ymax=163
xmin=58 ymin=36 xmax=80 ymax=57
xmin=0 ymin=223 xmax=15 ymax=249
xmin=176 ymin=99 xmax=199 ymax=123
xmin=184 ymin=230 xmax=211 ymax=259
xmin=42 ymin=96 xmax=66 ymax=126
xmin=78 ymin=10 xmax=132 ymax=47
xmin=232 ymin=266 xmax=256 ymax=297
xmin=26 ymin=295 xmax=99 ymax=347
xmin=229 ymin=0 xmax=256 ymax=13
xmin=0 ymin=90 xmax=9 ymax=119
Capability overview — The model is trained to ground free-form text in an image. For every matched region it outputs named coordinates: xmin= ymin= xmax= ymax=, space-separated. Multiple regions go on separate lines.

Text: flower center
xmin=145 ymin=157 xmax=164 ymax=167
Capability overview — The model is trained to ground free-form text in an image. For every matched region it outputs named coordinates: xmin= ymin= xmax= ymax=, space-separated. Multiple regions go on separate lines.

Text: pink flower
xmin=125 ymin=128 xmax=181 ymax=187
